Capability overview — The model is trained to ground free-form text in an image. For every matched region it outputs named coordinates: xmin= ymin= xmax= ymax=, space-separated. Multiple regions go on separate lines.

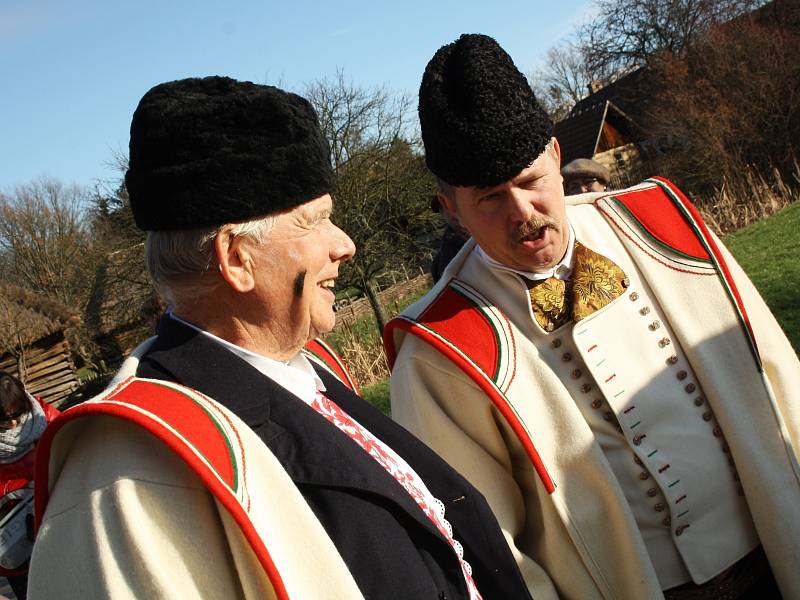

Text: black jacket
xmin=136 ymin=317 xmax=532 ymax=600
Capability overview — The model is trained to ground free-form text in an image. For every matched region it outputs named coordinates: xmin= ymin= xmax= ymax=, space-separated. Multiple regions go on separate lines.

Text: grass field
xmin=725 ymin=202 xmax=800 ymax=352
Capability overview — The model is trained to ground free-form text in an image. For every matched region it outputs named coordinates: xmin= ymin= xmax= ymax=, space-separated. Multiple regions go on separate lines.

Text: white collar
xmin=476 ymin=223 xmax=576 ymax=281
xmin=168 ymin=314 xmax=325 ymax=405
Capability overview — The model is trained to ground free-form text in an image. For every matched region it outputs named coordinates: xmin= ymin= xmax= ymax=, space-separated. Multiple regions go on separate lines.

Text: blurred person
xmin=386 ymin=34 xmax=799 ymax=600
xmin=0 ymin=372 xmax=59 ymax=600
xmin=561 ymin=158 xmax=611 ymax=194
xmin=28 ymin=76 xmax=531 ymax=600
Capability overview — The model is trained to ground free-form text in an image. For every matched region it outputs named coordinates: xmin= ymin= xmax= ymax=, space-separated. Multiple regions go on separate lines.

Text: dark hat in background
xmin=418 ymin=33 xmax=553 ymax=188
xmin=560 ymin=158 xmax=611 ymax=184
xmin=125 ymin=76 xmax=334 ymax=231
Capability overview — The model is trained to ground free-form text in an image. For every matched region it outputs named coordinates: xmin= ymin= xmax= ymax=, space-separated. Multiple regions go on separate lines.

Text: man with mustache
xmin=27 ymin=76 xmax=533 ymax=599
xmin=386 ymin=34 xmax=800 ymax=599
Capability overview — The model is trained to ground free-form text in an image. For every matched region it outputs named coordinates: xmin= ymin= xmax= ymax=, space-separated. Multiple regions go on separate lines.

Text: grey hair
xmin=145 ymin=215 xmax=277 ymax=306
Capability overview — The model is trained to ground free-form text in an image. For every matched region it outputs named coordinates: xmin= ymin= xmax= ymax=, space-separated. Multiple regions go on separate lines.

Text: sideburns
xmin=293 ymin=270 xmax=307 ymax=298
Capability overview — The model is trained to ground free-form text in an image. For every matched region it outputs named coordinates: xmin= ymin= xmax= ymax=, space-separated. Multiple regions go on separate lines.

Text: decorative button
xmin=591 ymin=398 xmax=602 ymax=409
xmin=629 ymin=292 xmax=639 ymax=301
xmin=603 ymin=411 xmax=614 ymax=422
xmin=702 ymin=410 xmax=713 ymax=421
xmin=676 ymin=524 xmax=689 ymax=536
xmin=662 ymin=517 xmax=671 ymax=527
xmin=571 ymin=368 xmax=582 ymax=379
xmin=713 ymin=427 xmax=722 ymax=437
xmin=677 ymin=370 xmax=688 ymax=380
xmin=694 ymin=396 xmax=705 ymax=406
xmin=654 ymin=502 xmax=665 ymax=512
xmin=633 ymin=455 xmax=643 ymax=465
xmin=552 ymin=339 xmax=562 ymax=348
xmin=545 ymin=323 xmax=555 ymax=332
xmin=581 ymin=383 xmax=592 ymax=393
xmin=622 ymin=277 xmax=630 ymax=288
xmin=640 ymin=306 xmax=651 ymax=316
xmin=639 ymin=471 xmax=650 ymax=480
xmin=562 ymin=352 xmax=572 ymax=362
xmin=633 ymin=434 xmax=646 ymax=446
xmin=658 ymin=337 xmax=671 ymax=348
xmin=685 ymin=383 xmax=696 ymax=393
xmin=649 ymin=321 xmax=661 ymax=331
xmin=647 ymin=487 xmax=658 ymax=497
xmin=667 ymin=355 xmax=679 ymax=365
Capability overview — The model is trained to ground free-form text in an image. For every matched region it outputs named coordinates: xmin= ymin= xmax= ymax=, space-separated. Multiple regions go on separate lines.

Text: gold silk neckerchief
xmin=526 ymin=242 xmax=629 ymax=332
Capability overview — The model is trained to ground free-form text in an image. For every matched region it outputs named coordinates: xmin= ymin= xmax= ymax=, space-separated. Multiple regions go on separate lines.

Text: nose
xmin=507 ymin=188 xmax=537 ymax=223
xmin=331 ymin=223 xmax=356 ymax=261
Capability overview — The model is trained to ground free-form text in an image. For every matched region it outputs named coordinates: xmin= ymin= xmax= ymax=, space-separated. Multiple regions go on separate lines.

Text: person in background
xmin=0 ymin=372 xmax=59 ymax=600
xmin=27 ymin=76 xmax=531 ymax=600
xmin=386 ymin=33 xmax=799 ymax=599
xmin=561 ymin=157 xmax=611 ymax=194
xmin=430 ymin=195 xmax=470 ymax=283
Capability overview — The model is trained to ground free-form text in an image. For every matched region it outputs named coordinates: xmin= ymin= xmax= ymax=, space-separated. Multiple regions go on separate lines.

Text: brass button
xmin=676 ymin=524 xmax=688 ymax=536
xmin=639 ymin=471 xmax=650 ymax=480
xmin=629 ymin=292 xmax=639 ymax=301
xmin=694 ymin=396 xmax=705 ymax=406
xmin=633 ymin=434 xmax=646 ymax=446
xmin=581 ymin=383 xmax=592 ymax=393
xmin=622 ymin=277 xmax=630 ymax=288
xmin=603 ymin=411 xmax=614 ymax=422
xmin=647 ymin=487 xmax=658 ymax=497
xmin=633 ymin=455 xmax=643 ymax=465
xmin=702 ymin=410 xmax=713 ymax=421
xmin=591 ymin=398 xmax=602 ymax=409
xmin=667 ymin=355 xmax=678 ymax=365
xmin=713 ymin=427 xmax=722 ymax=437
xmin=545 ymin=323 xmax=555 ymax=332
xmin=685 ymin=383 xmax=696 ymax=393
xmin=571 ymin=368 xmax=582 ymax=379
xmin=662 ymin=517 xmax=671 ymax=527
xmin=658 ymin=337 xmax=671 ymax=348
xmin=648 ymin=321 xmax=661 ymax=331
xmin=562 ymin=352 xmax=572 ymax=362
xmin=654 ymin=502 xmax=665 ymax=512
xmin=640 ymin=306 xmax=651 ymax=316
xmin=677 ymin=370 xmax=688 ymax=380
xmin=552 ymin=338 xmax=562 ymax=348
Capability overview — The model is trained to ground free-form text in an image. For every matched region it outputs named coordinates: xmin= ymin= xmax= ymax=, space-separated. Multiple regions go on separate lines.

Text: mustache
xmin=515 ymin=217 xmax=558 ymax=242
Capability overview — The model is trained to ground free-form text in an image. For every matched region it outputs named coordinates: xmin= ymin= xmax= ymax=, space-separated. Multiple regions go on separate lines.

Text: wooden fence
xmin=0 ymin=334 xmax=79 ymax=406
xmin=333 ymin=274 xmax=433 ymax=329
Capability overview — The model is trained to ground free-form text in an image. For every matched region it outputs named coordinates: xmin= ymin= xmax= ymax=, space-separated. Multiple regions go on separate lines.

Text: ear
xmin=215 ymin=230 xmax=256 ymax=293
xmin=436 ymin=191 xmax=457 ymax=219
xmin=552 ymin=137 xmax=562 ymax=165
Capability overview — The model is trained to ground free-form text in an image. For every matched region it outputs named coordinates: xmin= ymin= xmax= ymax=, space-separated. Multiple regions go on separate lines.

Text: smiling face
xmin=238 ymin=193 xmax=356 ymax=352
xmin=439 ymin=139 xmax=570 ymax=273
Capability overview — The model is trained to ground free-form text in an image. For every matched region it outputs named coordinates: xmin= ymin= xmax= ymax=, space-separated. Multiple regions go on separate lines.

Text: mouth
xmin=318 ymin=278 xmax=336 ymax=299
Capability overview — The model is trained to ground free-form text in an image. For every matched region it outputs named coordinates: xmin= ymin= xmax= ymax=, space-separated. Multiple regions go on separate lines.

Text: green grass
xmin=361 ymin=380 xmax=390 ymax=415
xmin=725 ymin=202 xmax=800 ymax=353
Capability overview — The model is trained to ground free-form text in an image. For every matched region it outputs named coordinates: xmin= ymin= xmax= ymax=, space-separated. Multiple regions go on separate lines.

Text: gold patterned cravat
xmin=527 ymin=242 xmax=629 ymax=331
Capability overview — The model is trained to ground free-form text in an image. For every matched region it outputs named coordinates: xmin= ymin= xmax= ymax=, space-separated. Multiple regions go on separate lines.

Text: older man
xmin=28 ymin=77 xmax=531 ymax=600
xmin=386 ymin=34 xmax=800 ymax=599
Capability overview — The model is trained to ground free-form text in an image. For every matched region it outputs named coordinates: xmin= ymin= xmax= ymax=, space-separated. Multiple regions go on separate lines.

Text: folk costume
xmin=387 ymin=34 xmax=800 ymax=600
xmin=29 ymin=77 xmax=532 ymax=600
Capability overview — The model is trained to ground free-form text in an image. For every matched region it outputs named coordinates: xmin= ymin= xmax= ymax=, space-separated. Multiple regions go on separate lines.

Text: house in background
xmin=0 ymin=284 xmax=80 ymax=406
xmin=553 ymin=68 xmax=653 ymax=187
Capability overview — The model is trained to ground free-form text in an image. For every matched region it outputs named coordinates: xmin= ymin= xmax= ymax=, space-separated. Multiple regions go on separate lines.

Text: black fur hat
xmin=125 ymin=76 xmax=334 ymax=231
xmin=419 ymin=34 xmax=553 ymax=188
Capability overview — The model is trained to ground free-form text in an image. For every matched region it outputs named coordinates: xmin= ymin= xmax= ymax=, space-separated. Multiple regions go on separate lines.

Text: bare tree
xmin=580 ymin=0 xmax=764 ymax=74
xmin=305 ymin=72 xmax=439 ymax=334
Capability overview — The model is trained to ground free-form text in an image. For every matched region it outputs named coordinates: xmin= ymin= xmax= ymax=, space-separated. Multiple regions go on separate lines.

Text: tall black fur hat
xmin=419 ymin=34 xmax=553 ymax=188
xmin=125 ymin=76 xmax=334 ymax=231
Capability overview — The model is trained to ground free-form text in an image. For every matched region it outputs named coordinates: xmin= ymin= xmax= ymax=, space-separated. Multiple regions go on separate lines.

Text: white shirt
xmin=476 ymin=224 xmax=576 ymax=281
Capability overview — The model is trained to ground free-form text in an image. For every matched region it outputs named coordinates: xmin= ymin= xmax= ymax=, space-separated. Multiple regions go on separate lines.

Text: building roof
xmin=0 ymin=284 xmax=78 ymax=353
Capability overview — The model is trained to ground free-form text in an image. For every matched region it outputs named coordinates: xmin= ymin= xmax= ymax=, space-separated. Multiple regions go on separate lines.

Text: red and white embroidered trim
xmin=310 ymin=392 xmax=482 ymax=600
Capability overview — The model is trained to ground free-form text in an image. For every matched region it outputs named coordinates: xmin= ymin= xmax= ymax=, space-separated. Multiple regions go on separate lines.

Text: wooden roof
xmin=0 ymin=284 xmax=78 ymax=353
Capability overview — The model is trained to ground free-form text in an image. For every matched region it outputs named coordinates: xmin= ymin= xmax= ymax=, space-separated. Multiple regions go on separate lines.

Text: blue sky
xmin=1 ymin=0 xmax=594 ymax=192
